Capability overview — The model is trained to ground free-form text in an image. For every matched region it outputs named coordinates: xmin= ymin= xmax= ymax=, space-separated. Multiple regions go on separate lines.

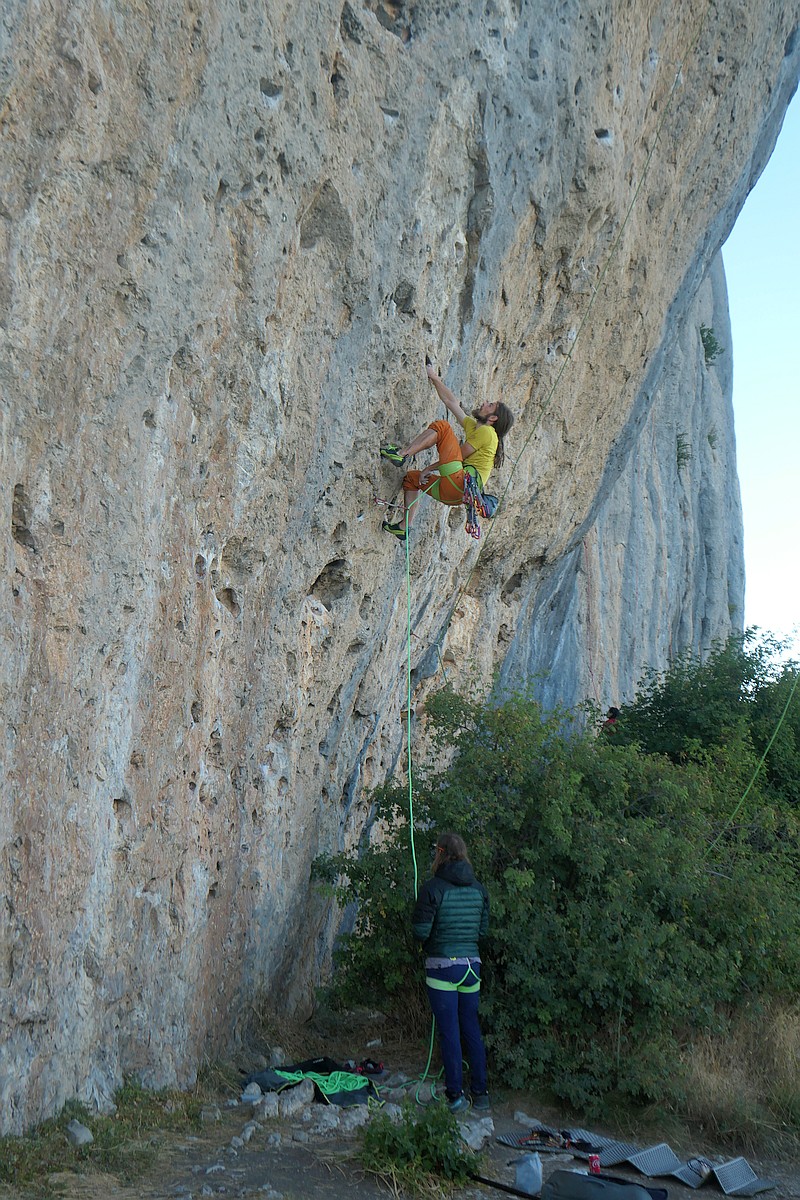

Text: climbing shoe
xmin=448 ymin=1094 xmax=470 ymax=1114
xmin=471 ymin=1092 xmax=491 ymax=1111
xmin=382 ymin=520 xmax=407 ymax=541
xmin=380 ymin=443 xmax=406 ymax=466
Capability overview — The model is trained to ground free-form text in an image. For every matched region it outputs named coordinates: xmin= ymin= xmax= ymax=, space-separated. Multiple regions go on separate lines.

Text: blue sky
xmin=722 ymin=92 xmax=800 ymax=653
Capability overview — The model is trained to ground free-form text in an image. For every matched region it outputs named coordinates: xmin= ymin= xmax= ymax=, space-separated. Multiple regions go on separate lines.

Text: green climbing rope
xmin=704 ymin=667 xmax=800 ymax=857
xmin=393 ymin=2 xmax=718 ymax=1105
xmin=404 ymin=506 xmax=419 ymax=898
xmin=273 ymin=1068 xmax=374 ymax=1098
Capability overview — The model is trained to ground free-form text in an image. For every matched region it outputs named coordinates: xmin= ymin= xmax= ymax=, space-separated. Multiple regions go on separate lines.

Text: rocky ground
xmin=4 ymin=1007 xmax=799 ymax=1200
xmin=14 ymin=1047 xmax=800 ymax=1200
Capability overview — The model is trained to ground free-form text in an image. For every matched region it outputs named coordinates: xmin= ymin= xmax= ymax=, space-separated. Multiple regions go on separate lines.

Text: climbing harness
xmin=425 ymin=962 xmax=481 ymax=994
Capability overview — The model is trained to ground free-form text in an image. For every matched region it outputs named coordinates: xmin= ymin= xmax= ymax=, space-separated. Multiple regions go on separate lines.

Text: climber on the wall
xmin=380 ymin=361 xmax=514 ymax=542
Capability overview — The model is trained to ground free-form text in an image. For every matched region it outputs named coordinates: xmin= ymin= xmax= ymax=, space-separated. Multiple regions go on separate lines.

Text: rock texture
xmin=500 ymin=252 xmax=744 ymax=709
xmin=1 ymin=0 xmax=798 ymax=1133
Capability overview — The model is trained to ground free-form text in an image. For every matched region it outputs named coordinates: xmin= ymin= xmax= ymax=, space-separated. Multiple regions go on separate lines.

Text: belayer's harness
xmin=425 ymin=961 xmax=481 ymax=993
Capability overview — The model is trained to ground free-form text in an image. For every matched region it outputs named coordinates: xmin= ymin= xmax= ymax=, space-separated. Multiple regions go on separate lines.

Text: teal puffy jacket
xmin=411 ymin=860 xmax=489 ymax=957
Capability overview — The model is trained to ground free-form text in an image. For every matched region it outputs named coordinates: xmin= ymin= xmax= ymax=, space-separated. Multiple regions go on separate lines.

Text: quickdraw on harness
xmin=462 ymin=469 xmax=490 ymax=541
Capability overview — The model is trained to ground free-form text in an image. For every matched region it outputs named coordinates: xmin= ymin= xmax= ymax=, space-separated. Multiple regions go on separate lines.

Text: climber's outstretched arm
xmin=426 ymin=364 xmax=467 ymax=427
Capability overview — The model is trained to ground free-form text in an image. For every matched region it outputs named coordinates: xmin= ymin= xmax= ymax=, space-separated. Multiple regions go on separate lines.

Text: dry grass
xmin=0 ymin=1077 xmax=218 ymax=1199
xmin=679 ymin=1000 xmax=800 ymax=1154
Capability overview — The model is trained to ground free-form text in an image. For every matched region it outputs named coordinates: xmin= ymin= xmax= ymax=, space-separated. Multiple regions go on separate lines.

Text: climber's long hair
xmin=493 ymin=402 xmax=514 ymax=468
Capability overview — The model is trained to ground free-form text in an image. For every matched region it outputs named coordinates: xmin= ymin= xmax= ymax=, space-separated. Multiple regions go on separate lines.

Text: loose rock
xmin=277 ymin=1078 xmax=315 ymax=1118
xmin=458 ymin=1115 xmax=494 ymax=1151
xmin=306 ymin=1107 xmax=341 ymax=1135
xmin=338 ymin=1105 xmax=371 ymax=1134
xmin=381 ymin=1102 xmax=404 ymax=1124
xmin=65 ymin=1119 xmax=93 ymax=1147
xmin=253 ymin=1093 xmax=280 ymax=1120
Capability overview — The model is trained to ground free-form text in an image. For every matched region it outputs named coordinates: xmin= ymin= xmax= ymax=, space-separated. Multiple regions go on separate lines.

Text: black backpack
xmin=542 ymin=1171 xmax=667 ymax=1200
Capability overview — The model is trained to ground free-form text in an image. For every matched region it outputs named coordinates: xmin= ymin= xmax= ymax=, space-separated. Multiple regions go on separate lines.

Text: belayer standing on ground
xmin=380 ymin=361 xmax=514 ymax=541
xmin=411 ymin=832 xmax=491 ymax=1113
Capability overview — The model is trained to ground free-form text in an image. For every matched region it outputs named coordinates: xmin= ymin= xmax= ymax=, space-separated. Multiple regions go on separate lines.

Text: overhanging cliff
xmin=1 ymin=0 xmax=798 ymax=1133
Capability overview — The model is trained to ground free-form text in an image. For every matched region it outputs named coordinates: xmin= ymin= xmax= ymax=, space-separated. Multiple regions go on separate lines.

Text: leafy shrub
xmin=315 ymin=819 xmax=420 ymax=1012
xmin=316 ymin=647 xmax=800 ymax=1116
xmin=700 ymin=324 xmax=725 ymax=364
xmin=614 ymin=631 xmax=800 ymax=797
xmin=360 ymin=1101 xmax=478 ymax=1194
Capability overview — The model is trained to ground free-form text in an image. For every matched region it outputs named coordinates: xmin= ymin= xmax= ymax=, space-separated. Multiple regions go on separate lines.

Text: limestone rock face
xmin=500 ymin=252 xmax=744 ymax=709
xmin=1 ymin=0 xmax=798 ymax=1133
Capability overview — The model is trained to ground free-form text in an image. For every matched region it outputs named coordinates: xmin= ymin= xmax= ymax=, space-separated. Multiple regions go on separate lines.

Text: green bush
xmin=360 ymin=1101 xmax=478 ymax=1194
xmin=315 ymin=647 xmax=800 ymax=1115
xmin=700 ymin=324 xmax=725 ymax=365
xmin=613 ymin=631 xmax=800 ymax=815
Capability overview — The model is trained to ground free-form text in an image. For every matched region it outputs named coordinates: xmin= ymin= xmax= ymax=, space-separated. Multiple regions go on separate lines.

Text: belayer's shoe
xmin=471 ymin=1092 xmax=491 ymax=1111
xmin=382 ymin=520 xmax=407 ymax=542
xmin=448 ymin=1094 xmax=470 ymax=1114
xmin=380 ymin=443 xmax=407 ymax=466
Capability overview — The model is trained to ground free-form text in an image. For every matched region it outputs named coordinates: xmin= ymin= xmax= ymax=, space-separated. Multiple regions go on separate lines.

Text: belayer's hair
xmin=434 ymin=832 xmax=470 ymax=868
xmin=492 ymin=402 xmax=514 ymax=468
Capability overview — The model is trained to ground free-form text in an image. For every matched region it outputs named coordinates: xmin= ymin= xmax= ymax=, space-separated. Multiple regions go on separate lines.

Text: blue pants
xmin=425 ymin=961 xmax=487 ymax=1099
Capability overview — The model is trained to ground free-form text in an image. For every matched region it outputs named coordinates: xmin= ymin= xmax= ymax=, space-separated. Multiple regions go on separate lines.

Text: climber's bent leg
xmin=401 ymin=422 xmax=466 ymax=526
xmin=427 ymin=420 xmax=463 ymax=466
xmin=400 ymin=426 xmax=439 ymax=458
